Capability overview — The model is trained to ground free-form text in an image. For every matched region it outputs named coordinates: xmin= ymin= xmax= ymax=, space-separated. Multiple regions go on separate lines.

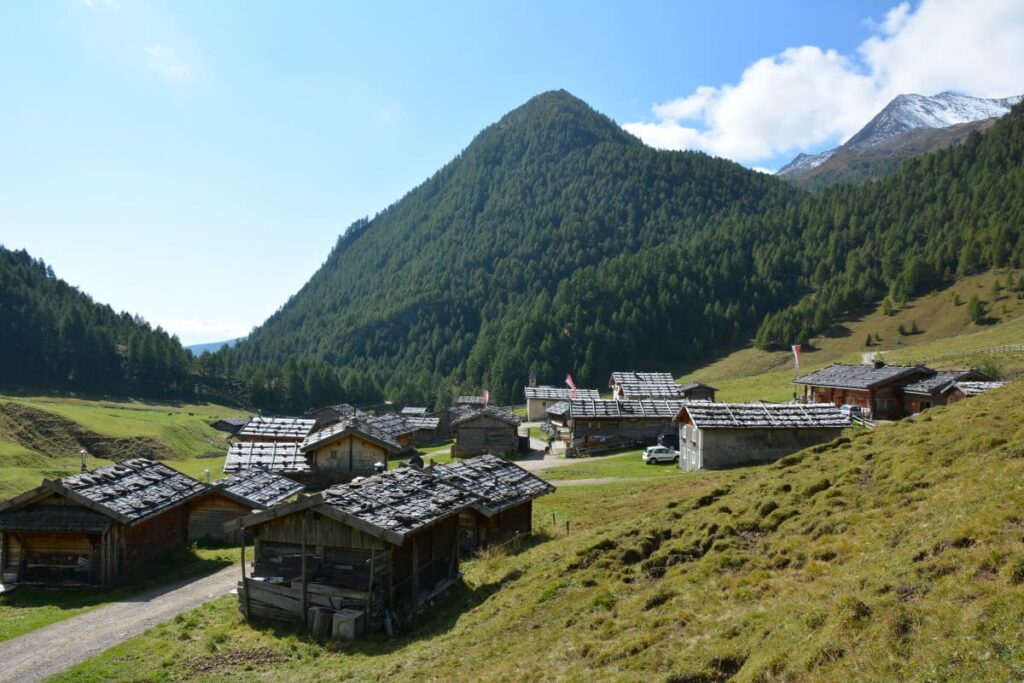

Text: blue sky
xmin=2 ymin=1 xmax=1022 ymax=344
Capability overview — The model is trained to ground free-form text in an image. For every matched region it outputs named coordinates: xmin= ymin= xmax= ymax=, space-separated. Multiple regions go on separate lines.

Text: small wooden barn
xmin=431 ymin=455 xmax=554 ymax=554
xmin=901 ymin=369 xmax=993 ymax=413
xmin=794 ymin=362 xmax=935 ymax=420
xmin=298 ymin=420 xmax=403 ymax=487
xmin=237 ymin=416 xmax=316 ymax=443
xmin=403 ymin=415 xmax=442 ymax=446
xmin=545 ymin=400 xmax=571 ymax=427
xmin=211 ymin=417 xmax=247 ymax=435
xmin=945 ymin=380 xmax=1006 ymax=404
xmin=188 ymin=470 xmax=304 ymax=545
xmin=678 ymin=381 xmax=718 ymax=402
xmin=0 ymin=459 xmax=207 ymax=587
xmin=524 ymin=386 xmax=599 ymax=421
xmin=568 ymin=399 xmax=685 ymax=451
xmin=455 ymin=395 xmax=486 ymax=408
xmin=675 ymin=402 xmax=849 ymax=471
xmin=451 ymin=406 xmax=523 ymax=458
xmin=230 ymin=467 xmax=477 ymax=636
xmin=363 ymin=413 xmax=418 ymax=451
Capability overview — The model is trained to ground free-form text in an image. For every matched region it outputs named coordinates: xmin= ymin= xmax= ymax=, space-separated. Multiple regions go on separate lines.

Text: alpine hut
xmin=451 ymin=406 xmax=523 ymax=458
xmin=188 ymin=470 xmax=304 ymax=545
xmin=237 ymin=416 xmax=316 ymax=443
xmin=568 ymin=398 xmax=685 ymax=452
xmin=523 ymin=386 xmax=600 ymax=421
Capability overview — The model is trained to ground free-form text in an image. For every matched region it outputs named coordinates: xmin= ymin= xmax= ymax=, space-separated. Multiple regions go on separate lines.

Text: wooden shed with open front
xmin=0 ymin=458 xmax=207 ymax=587
xmin=230 ymin=467 xmax=477 ymax=636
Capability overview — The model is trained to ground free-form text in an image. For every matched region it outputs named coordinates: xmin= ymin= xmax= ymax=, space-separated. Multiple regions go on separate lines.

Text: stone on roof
xmin=318 ymin=467 xmax=477 ymax=543
xmin=405 ymin=415 xmax=441 ymax=430
xmin=224 ymin=441 xmax=308 ymax=474
xmin=432 ymin=454 xmax=554 ymax=516
xmin=364 ymin=413 xmax=418 ymax=439
xmin=546 ymin=401 xmax=570 ymax=417
xmin=794 ymin=364 xmax=932 ymax=390
xmin=237 ymin=416 xmax=316 ymax=440
xmin=0 ymin=506 xmax=113 ymax=533
xmin=400 ymin=406 xmax=429 ymax=416
xmin=214 ymin=469 xmax=304 ymax=509
xmin=455 ymin=395 xmax=486 ymax=406
xmin=524 ymin=386 xmax=600 ymax=400
xmin=680 ymin=402 xmax=849 ymax=430
xmin=52 ymin=458 xmax=208 ymax=525
xmin=953 ymin=381 xmax=1005 ymax=397
xmin=301 ymin=419 xmax=403 ymax=454
xmin=570 ymin=399 xmax=685 ymax=419
xmin=451 ymin=405 xmax=522 ymax=427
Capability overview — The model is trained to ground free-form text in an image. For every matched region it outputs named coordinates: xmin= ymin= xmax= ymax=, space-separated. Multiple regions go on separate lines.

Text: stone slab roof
xmin=954 ymin=381 xmax=1006 ymax=397
xmin=224 ymin=441 xmax=308 ymax=474
xmin=364 ymin=413 xmax=418 ymax=439
xmin=213 ymin=469 xmax=304 ymax=509
xmin=609 ymin=371 xmax=685 ymax=398
xmin=405 ymin=415 xmax=441 ymax=430
xmin=546 ymin=401 xmax=570 ymax=417
xmin=400 ymin=407 xmax=429 ymax=416
xmin=237 ymin=416 xmax=316 ymax=440
xmin=794 ymin=364 xmax=932 ymax=390
xmin=903 ymin=370 xmax=990 ymax=395
xmin=570 ymin=398 xmax=685 ymax=419
xmin=50 ymin=458 xmax=207 ymax=525
xmin=300 ymin=419 xmax=402 ymax=454
xmin=680 ymin=402 xmax=849 ymax=430
xmin=524 ymin=386 xmax=600 ymax=400
xmin=455 ymin=395 xmax=486 ymax=406
xmin=432 ymin=454 xmax=554 ymax=516
xmin=451 ymin=405 xmax=523 ymax=427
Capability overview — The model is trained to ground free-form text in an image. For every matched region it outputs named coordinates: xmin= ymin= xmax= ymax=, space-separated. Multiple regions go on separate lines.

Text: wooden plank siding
xmin=453 ymin=415 xmax=519 ymax=458
xmin=188 ymin=494 xmax=253 ymax=545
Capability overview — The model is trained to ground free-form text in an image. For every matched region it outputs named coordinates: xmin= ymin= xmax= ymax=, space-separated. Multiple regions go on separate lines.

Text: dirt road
xmin=0 ymin=565 xmax=239 ymax=683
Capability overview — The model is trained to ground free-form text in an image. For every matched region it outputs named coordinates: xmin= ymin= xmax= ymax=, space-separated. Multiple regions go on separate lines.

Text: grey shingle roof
xmin=318 ymin=467 xmax=477 ymax=543
xmin=546 ymin=401 xmax=570 ymax=417
xmin=237 ymin=416 xmax=316 ymax=440
xmin=678 ymin=381 xmax=718 ymax=393
xmin=405 ymin=415 xmax=441 ymax=430
xmin=455 ymin=395 xmax=486 ymax=406
xmin=213 ymin=469 xmax=304 ymax=509
xmin=953 ymin=381 xmax=1005 ymax=397
xmin=451 ymin=405 xmax=522 ymax=427
xmin=794 ymin=364 xmax=932 ymax=390
xmin=51 ymin=458 xmax=208 ymax=525
xmin=609 ymin=371 xmax=685 ymax=399
xmin=224 ymin=441 xmax=309 ymax=474
xmin=524 ymin=386 xmax=600 ymax=400
xmin=400 ymin=406 xmax=429 ymax=416
xmin=0 ymin=507 xmax=113 ymax=533
xmin=903 ymin=370 xmax=990 ymax=395
xmin=570 ymin=399 xmax=685 ymax=419
xmin=432 ymin=455 xmax=554 ymax=516
xmin=300 ymin=419 xmax=403 ymax=454
xmin=364 ymin=413 xmax=418 ymax=439
xmin=681 ymin=402 xmax=849 ymax=430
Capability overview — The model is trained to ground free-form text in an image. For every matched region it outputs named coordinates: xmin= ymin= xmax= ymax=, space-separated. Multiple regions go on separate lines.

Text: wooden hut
xmin=298 ymin=420 xmax=403 ymax=487
xmin=675 ymin=402 xmax=849 ymax=471
xmin=431 ymin=455 xmax=554 ymax=554
xmin=524 ymin=386 xmax=599 ymax=421
xmin=363 ymin=413 xmax=418 ymax=451
xmin=678 ymin=381 xmax=718 ymax=402
xmin=308 ymin=404 xmax=366 ymax=430
xmin=945 ymin=380 xmax=1006 ymax=404
xmin=451 ymin=406 xmax=522 ymax=458
xmin=403 ymin=415 xmax=442 ymax=446
xmin=188 ymin=470 xmax=304 ymax=545
xmin=0 ymin=459 xmax=207 ymax=587
xmin=455 ymin=395 xmax=486 ymax=408
xmin=568 ymin=398 xmax=685 ymax=452
xmin=901 ymin=370 xmax=993 ymax=413
xmin=229 ymin=467 xmax=477 ymax=636
xmin=237 ymin=416 xmax=316 ymax=443
xmin=793 ymin=362 xmax=935 ymax=420
xmin=211 ymin=417 xmax=247 ymax=435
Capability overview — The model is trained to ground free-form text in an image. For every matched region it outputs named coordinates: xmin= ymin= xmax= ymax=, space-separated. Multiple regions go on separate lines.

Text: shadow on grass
xmin=0 ymin=545 xmax=234 ymax=614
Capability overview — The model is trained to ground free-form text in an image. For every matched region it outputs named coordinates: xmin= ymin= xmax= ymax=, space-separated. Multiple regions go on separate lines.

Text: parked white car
xmin=642 ymin=445 xmax=679 ymax=464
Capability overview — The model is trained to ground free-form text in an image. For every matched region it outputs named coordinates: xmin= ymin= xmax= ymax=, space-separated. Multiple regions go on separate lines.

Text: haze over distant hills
xmin=186 ymin=338 xmax=242 ymax=356
xmin=777 ymin=91 xmax=1023 ymax=190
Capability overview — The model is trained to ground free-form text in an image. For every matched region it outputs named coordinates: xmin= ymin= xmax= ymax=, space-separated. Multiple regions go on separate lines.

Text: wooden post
xmin=301 ymin=515 xmax=308 ymax=630
xmin=387 ymin=549 xmax=395 ymax=614
xmin=411 ymin=537 xmax=419 ymax=606
xmin=240 ymin=524 xmax=249 ymax=618
xmin=366 ymin=552 xmax=375 ymax=617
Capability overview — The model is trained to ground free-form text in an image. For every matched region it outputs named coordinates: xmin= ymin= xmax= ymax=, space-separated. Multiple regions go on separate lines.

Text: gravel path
xmin=0 ymin=565 xmax=239 ymax=683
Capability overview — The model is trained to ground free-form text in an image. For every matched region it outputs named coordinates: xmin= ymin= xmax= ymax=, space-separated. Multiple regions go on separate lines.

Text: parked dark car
xmin=658 ymin=432 xmax=679 ymax=449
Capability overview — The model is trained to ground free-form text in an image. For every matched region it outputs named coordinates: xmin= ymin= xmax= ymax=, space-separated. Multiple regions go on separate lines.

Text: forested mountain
xmin=228 ymin=91 xmax=1024 ymax=407
xmin=228 ymin=90 xmax=798 ymax=406
xmin=0 ymin=247 xmax=192 ymax=397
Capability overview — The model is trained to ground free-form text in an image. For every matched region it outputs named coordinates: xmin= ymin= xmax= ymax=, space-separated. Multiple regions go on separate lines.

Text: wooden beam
xmin=240 ymin=524 xmax=250 ymax=618
xmin=300 ymin=515 xmax=308 ymax=631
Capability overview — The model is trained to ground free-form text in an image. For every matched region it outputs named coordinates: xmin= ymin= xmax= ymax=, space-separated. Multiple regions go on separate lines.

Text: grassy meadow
xmin=52 ymin=379 xmax=1024 ymax=681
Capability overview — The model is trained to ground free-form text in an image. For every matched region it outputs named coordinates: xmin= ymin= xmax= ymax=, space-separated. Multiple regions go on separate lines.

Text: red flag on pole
xmin=482 ymin=390 xmax=490 ymax=406
xmin=791 ymin=344 xmax=802 ymax=375
xmin=565 ymin=374 xmax=578 ymax=399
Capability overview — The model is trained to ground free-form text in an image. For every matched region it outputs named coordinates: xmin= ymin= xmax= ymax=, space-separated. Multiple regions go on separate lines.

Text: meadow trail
xmin=0 ymin=566 xmax=239 ymax=683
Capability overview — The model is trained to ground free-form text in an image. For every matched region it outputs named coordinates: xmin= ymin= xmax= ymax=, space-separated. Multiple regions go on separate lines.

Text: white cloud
xmin=144 ymin=45 xmax=192 ymax=82
xmin=624 ymin=0 xmax=1024 ymax=165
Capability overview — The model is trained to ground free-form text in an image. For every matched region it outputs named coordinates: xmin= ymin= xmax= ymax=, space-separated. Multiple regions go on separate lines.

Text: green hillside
xmin=0 ymin=394 xmax=247 ymax=497
xmin=57 ymin=378 xmax=1024 ymax=681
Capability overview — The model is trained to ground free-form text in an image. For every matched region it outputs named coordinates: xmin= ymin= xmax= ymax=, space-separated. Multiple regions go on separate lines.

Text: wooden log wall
xmin=453 ymin=416 xmax=519 ymax=458
xmin=189 ymin=495 xmax=251 ymax=544
xmin=121 ymin=507 xmax=190 ymax=577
